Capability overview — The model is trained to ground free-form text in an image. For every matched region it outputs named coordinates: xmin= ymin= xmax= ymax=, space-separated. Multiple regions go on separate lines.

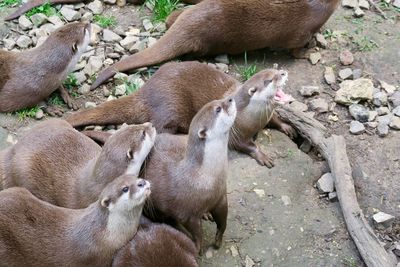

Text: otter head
xmin=49 ymin=22 xmax=91 ymax=55
xmin=242 ymin=69 xmax=292 ymax=105
xmin=189 ymin=97 xmax=237 ymax=141
xmin=99 ymin=174 xmax=151 ymax=211
xmin=101 ymin=122 xmax=157 ymax=177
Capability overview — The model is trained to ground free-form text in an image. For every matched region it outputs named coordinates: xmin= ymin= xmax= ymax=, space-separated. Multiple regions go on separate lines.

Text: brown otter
xmin=66 ymin=61 xmax=295 ymax=167
xmin=0 ymin=119 xmax=156 ymax=208
xmin=90 ymin=0 xmax=340 ymax=89
xmin=112 ymin=217 xmax=198 ymax=267
xmin=0 ymin=174 xmax=150 ymax=267
xmin=0 ymin=22 xmax=90 ymax=114
xmin=142 ymin=97 xmax=236 ymax=252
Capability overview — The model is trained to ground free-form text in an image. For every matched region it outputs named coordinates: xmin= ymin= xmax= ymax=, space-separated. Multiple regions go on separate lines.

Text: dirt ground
xmin=0 ymin=1 xmax=399 ymax=266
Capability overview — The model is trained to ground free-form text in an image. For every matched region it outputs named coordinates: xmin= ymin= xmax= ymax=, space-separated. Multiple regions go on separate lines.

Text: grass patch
xmin=26 ymin=2 xmax=58 ymax=17
xmin=352 ymin=36 xmax=378 ymax=52
xmin=0 ymin=0 xmax=22 ymax=8
xmin=125 ymin=81 xmax=141 ymax=95
xmin=146 ymin=0 xmax=179 ymax=22
xmin=236 ymin=52 xmax=258 ymax=81
xmin=63 ymin=73 xmax=78 ymax=90
xmin=48 ymin=93 xmax=65 ymax=106
xmin=15 ymin=106 xmax=39 ymax=120
xmin=93 ymin=15 xmax=117 ymax=28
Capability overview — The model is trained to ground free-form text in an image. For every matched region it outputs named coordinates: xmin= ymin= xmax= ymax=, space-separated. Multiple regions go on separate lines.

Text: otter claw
xmin=44 ymin=106 xmax=64 ymax=117
xmin=280 ymin=123 xmax=297 ymax=139
xmin=202 ymin=213 xmax=214 ymax=221
xmin=254 ymin=152 xmax=274 ymax=168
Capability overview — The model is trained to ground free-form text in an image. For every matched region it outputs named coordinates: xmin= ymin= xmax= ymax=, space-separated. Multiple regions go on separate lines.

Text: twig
xmin=367 ymin=0 xmax=388 ymax=20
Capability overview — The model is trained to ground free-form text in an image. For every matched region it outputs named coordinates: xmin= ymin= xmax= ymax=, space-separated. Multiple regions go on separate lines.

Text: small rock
xmin=35 ymin=36 xmax=47 ymax=47
xmin=253 ymin=189 xmax=265 ymax=198
xmin=47 ymin=15 xmax=64 ymax=26
xmin=353 ymin=7 xmax=365 ymax=17
xmin=307 ymin=38 xmax=317 ymax=48
xmin=394 ymin=0 xmax=400 ymax=8
xmin=142 ymin=19 xmax=153 ymax=31
xmin=324 ymin=67 xmax=336 ymax=85
xmin=215 ymin=63 xmax=229 ymax=73
xmin=107 ymin=53 xmax=121 ymax=59
xmin=74 ymin=71 xmax=87 ymax=84
xmin=90 ymin=23 xmax=102 ymax=44
xmin=30 ymin=13 xmax=47 ymax=27
xmin=281 ymin=195 xmax=291 ymax=206
xmin=328 ymin=114 xmax=339 ymax=122
xmin=114 ymin=72 xmax=129 ymax=84
xmin=309 ymin=52 xmax=321 ymax=65
xmin=380 ymin=80 xmax=396 ymax=94
xmin=104 ymin=0 xmax=116 ymax=4
xmin=340 ymin=50 xmax=354 ymax=65
xmin=81 ymin=12 xmax=93 ymax=22
xmin=300 ymin=139 xmax=312 ymax=153
xmin=215 ymin=54 xmax=229 ymax=64
xmin=377 ymin=123 xmax=389 ymax=137
xmin=389 ymin=117 xmax=400 ymax=130
xmin=372 ymin=212 xmax=395 ymax=230
xmin=389 ymin=91 xmax=400 ymax=107
xmin=60 ymin=6 xmax=81 ymax=21
xmin=35 ymin=109 xmax=44 ymax=120
xmin=119 ymin=36 xmax=139 ymax=50
xmin=16 ymin=35 xmax=32 ymax=48
xmin=376 ymin=107 xmax=390 ymax=116
xmin=102 ymin=29 xmax=122 ymax=42
xmin=393 ymin=106 xmax=400 ymax=117
xmin=245 ymin=255 xmax=255 ymax=267
xmin=289 ymin=101 xmax=308 ymax=112
xmin=230 ymin=246 xmax=239 ymax=257
xmin=85 ymin=102 xmax=97 ymax=109
xmin=104 ymin=58 xmax=113 ymax=66
xmin=147 ymin=37 xmax=157 ymax=47
xmin=309 ymin=98 xmax=328 ymax=113
xmin=338 ymin=68 xmax=353 ymax=80
xmin=114 ymin=84 xmax=127 ymax=96
xmin=315 ymin=33 xmax=328 ymax=48
xmin=368 ymin=111 xmax=378 ymax=122
xmin=352 ymin=69 xmax=362 ymax=79
xmin=377 ymin=114 xmax=393 ymax=126
xmin=316 ymin=173 xmax=334 ymax=193
xmin=349 ymin=120 xmax=365 ymax=135
xmin=78 ymin=84 xmax=91 ymax=95
xmin=372 ymin=91 xmax=388 ymax=106
xmin=87 ymin=0 xmax=103 ymax=15
xmin=73 ymin=61 xmax=86 ymax=72
xmin=366 ymin=121 xmax=377 ymax=128
xmin=40 ymin=23 xmax=57 ymax=34
xmin=349 ymin=104 xmax=369 ymax=122
xmin=300 ymin=86 xmax=321 ymax=97
xmin=116 ymin=0 xmax=126 ymax=6
xmin=358 ymin=0 xmax=370 ymax=9
xmin=84 ymin=56 xmax=103 ymax=76
xmin=335 ymin=78 xmax=374 ymax=105
xmin=129 ymin=39 xmax=147 ymax=53
xmin=18 ymin=15 xmax=33 ymax=30
xmin=328 ymin=192 xmax=338 ymax=202
xmin=126 ymin=27 xmax=140 ymax=36
xmin=154 ymin=22 xmax=167 ymax=32
xmin=342 ymin=0 xmax=358 ymax=8
xmin=3 ymin=39 xmax=16 ymax=50
xmin=205 ymin=249 xmax=213 ymax=259
xmin=103 ymin=88 xmax=111 ymax=97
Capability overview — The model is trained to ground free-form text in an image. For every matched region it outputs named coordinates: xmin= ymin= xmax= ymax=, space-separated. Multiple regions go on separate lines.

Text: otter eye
xmin=72 ymin=43 xmax=77 ymax=53
xmin=122 ymin=186 xmax=129 ymax=193
xmin=141 ymin=130 xmax=146 ymax=140
xmin=216 ymin=107 xmax=222 ymax=113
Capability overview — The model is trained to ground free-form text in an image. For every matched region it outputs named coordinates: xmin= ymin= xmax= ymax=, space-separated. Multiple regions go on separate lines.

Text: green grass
xmin=342 ymin=257 xmax=358 ymax=267
xmin=236 ymin=52 xmax=258 ymax=81
xmin=146 ymin=0 xmax=179 ymax=22
xmin=25 ymin=2 xmax=58 ymax=17
xmin=48 ymin=93 xmax=65 ymax=106
xmin=63 ymin=74 xmax=78 ymax=90
xmin=15 ymin=106 xmax=39 ymax=120
xmin=352 ymin=36 xmax=378 ymax=52
xmin=93 ymin=15 xmax=117 ymax=28
xmin=125 ymin=81 xmax=141 ymax=95
xmin=0 ymin=0 xmax=22 ymax=8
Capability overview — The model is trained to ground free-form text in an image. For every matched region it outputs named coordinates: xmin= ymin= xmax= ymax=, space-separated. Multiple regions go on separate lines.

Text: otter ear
xmin=101 ymin=197 xmax=110 ymax=208
xmin=248 ymin=87 xmax=257 ymax=96
xmin=72 ymin=42 xmax=77 ymax=53
xmin=126 ymin=149 xmax=134 ymax=160
xmin=198 ymin=128 xmax=207 ymax=139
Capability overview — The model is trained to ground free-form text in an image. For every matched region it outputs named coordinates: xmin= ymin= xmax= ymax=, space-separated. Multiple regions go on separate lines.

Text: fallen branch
xmin=367 ymin=0 xmax=388 ymax=20
xmin=277 ymin=106 xmax=397 ymax=267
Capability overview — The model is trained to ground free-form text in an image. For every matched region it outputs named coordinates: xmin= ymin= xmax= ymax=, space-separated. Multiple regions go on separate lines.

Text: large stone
xmin=18 ymin=15 xmax=33 ymax=30
xmin=309 ymin=98 xmax=328 ymax=113
xmin=60 ymin=6 xmax=81 ymax=21
xmin=87 ymin=0 xmax=103 ymax=14
xmin=309 ymin=52 xmax=321 ymax=65
xmin=102 ymin=29 xmax=122 ymax=42
xmin=324 ymin=67 xmax=336 ymax=85
xmin=373 ymin=212 xmax=395 ymax=230
xmin=389 ymin=116 xmax=400 ymax=130
xmin=338 ymin=68 xmax=353 ymax=80
xmin=300 ymin=86 xmax=321 ymax=97
xmin=349 ymin=121 xmax=365 ymax=135
xmin=349 ymin=104 xmax=369 ymax=122
xmin=30 ymin=13 xmax=48 ymax=27
xmin=335 ymin=78 xmax=374 ymax=105
xmin=316 ymin=173 xmax=334 ymax=193
xmin=16 ymin=35 xmax=32 ymax=48
xmin=339 ymin=50 xmax=354 ymax=65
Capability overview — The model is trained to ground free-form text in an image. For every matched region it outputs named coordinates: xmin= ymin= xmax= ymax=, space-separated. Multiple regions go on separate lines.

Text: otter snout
xmin=136 ymin=179 xmax=151 ymax=197
xmin=222 ymin=97 xmax=234 ymax=111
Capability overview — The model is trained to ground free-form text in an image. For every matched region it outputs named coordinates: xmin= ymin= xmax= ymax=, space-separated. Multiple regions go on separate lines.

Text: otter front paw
xmin=280 ymin=123 xmax=297 ymax=139
xmin=44 ymin=106 xmax=64 ymax=117
xmin=253 ymin=151 xmax=274 ymax=168
xmin=202 ymin=212 xmax=214 ymax=221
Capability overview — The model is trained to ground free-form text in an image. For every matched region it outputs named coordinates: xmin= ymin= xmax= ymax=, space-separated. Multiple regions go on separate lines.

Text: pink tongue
xmin=274 ymin=88 xmax=293 ymax=103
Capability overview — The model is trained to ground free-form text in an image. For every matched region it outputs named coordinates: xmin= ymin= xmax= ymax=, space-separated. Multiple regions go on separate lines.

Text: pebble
xmin=40 ymin=23 xmax=57 ymax=34
xmin=372 ymin=212 xmax=395 ymax=230
xmin=349 ymin=104 xmax=369 ymax=122
xmin=85 ymin=102 xmax=97 ymax=109
xmin=349 ymin=120 xmax=365 ymax=135
xmin=328 ymin=192 xmax=338 ymax=202
xmin=309 ymin=52 xmax=321 ymax=65
xmin=389 ymin=117 xmax=400 ymax=130
xmin=104 ymin=58 xmax=113 ymax=66
xmin=35 ymin=109 xmax=44 ymax=120
xmin=340 ymin=50 xmax=354 ymax=65
xmin=104 ymin=0 xmax=116 ymax=4
xmin=130 ymin=39 xmax=147 ymax=53
xmin=3 ymin=39 xmax=16 ymax=50
xmin=107 ymin=53 xmax=121 ymax=59
xmin=47 ymin=15 xmax=64 ymax=27
xmin=377 ymin=114 xmax=393 ymax=126
xmin=30 ymin=13 xmax=48 ymax=27
xmin=393 ymin=106 xmax=400 ymax=117
xmin=300 ymin=139 xmax=312 ymax=153
xmin=389 ymin=91 xmax=400 ymax=107
xmin=35 ymin=36 xmax=47 ymax=47
xmin=376 ymin=107 xmax=390 ymax=116
xmin=73 ymin=61 xmax=86 ymax=72
xmin=120 ymin=36 xmax=139 ymax=50
xmin=368 ymin=111 xmax=378 ymax=121
xmin=309 ymin=98 xmax=328 ymax=113
xmin=142 ymin=19 xmax=153 ymax=31
xmin=215 ymin=63 xmax=229 ymax=73
xmin=78 ymin=84 xmax=91 ymax=95
xmin=102 ymin=29 xmax=122 ymax=42
xmin=342 ymin=0 xmax=358 ymax=8
xmin=253 ymin=189 xmax=265 ymax=198
xmin=372 ymin=91 xmax=388 ymax=106
xmin=335 ymin=78 xmax=374 ymax=105
xmin=281 ymin=195 xmax=291 ymax=206
xmin=19 ymin=15 xmax=33 ymax=30
xmin=394 ymin=0 xmax=400 ymax=8
xmin=147 ymin=37 xmax=157 ymax=47
xmin=380 ymin=80 xmax=396 ymax=94
xmin=352 ymin=69 xmax=362 ymax=79
xmin=245 ymin=255 xmax=255 ymax=267
xmin=315 ymin=33 xmax=328 ymax=48
xmin=324 ymin=67 xmax=336 ymax=85
xmin=358 ymin=0 xmax=370 ymax=9
xmin=84 ymin=56 xmax=103 ymax=76
xmin=16 ymin=35 xmax=32 ymax=48
xmin=154 ymin=22 xmax=167 ymax=32
xmin=366 ymin=121 xmax=377 ymax=128
xmin=87 ymin=0 xmax=103 ymax=14
xmin=215 ymin=54 xmax=229 ymax=64
xmin=60 ymin=6 xmax=81 ymax=21
xmin=377 ymin=123 xmax=389 ymax=137
xmin=338 ymin=68 xmax=353 ymax=80
xmin=300 ymin=86 xmax=320 ymax=97
xmin=90 ymin=23 xmax=102 ymax=44
xmin=205 ymin=249 xmax=213 ymax=259
xmin=74 ymin=71 xmax=87 ymax=85
xmin=81 ymin=12 xmax=93 ymax=22
xmin=114 ymin=84 xmax=127 ymax=96
xmin=316 ymin=173 xmax=334 ymax=193
xmin=289 ymin=101 xmax=308 ymax=112
xmin=230 ymin=246 xmax=239 ymax=257
xmin=353 ymin=7 xmax=365 ymax=17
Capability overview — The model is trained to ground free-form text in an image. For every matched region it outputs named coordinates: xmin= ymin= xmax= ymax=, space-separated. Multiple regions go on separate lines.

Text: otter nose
xmin=137 ymin=179 xmax=147 ymax=188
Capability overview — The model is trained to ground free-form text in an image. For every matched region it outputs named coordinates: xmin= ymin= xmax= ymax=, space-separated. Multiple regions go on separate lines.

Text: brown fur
xmin=112 ymin=219 xmax=198 ymax=267
xmin=66 ymin=61 xmax=295 ymax=167
xmin=0 ymin=119 xmax=155 ymax=208
xmin=0 ymin=23 xmax=90 ymax=113
xmin=0 ymin=174 xmax=150 ymax=267
xmin=142 ymin=97 xmax=236 ymax=252
xmin=91 ymin=0 xmax=340 ymax=88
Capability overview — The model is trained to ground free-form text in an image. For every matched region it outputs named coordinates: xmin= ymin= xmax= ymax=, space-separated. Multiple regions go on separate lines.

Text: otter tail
xmin=90 ymin=22 xmax=199 ymax=90
xmin=5 ymin=0 xmax=82 ymax=21
xmin=65 ymin=94 xmax=149 ymax=128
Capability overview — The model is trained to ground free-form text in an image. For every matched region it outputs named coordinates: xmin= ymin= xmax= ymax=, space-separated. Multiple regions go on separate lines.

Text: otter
xmin=0 ymin=22 xmax=90 ymax=114
xmin=141 ymin=97 xmax=236 ymax=253
xmin=0 ymin=174 xmax=150 ymax=267
xmin=90 ymin=0 xmax=340 ymax=89
xmin=112 ymin=217 xmax=198 ymax=267
xmin=0 ymin=119 xmax=156 ymax=208
xmin=66 ymin=61 xmax=295 ymax=167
